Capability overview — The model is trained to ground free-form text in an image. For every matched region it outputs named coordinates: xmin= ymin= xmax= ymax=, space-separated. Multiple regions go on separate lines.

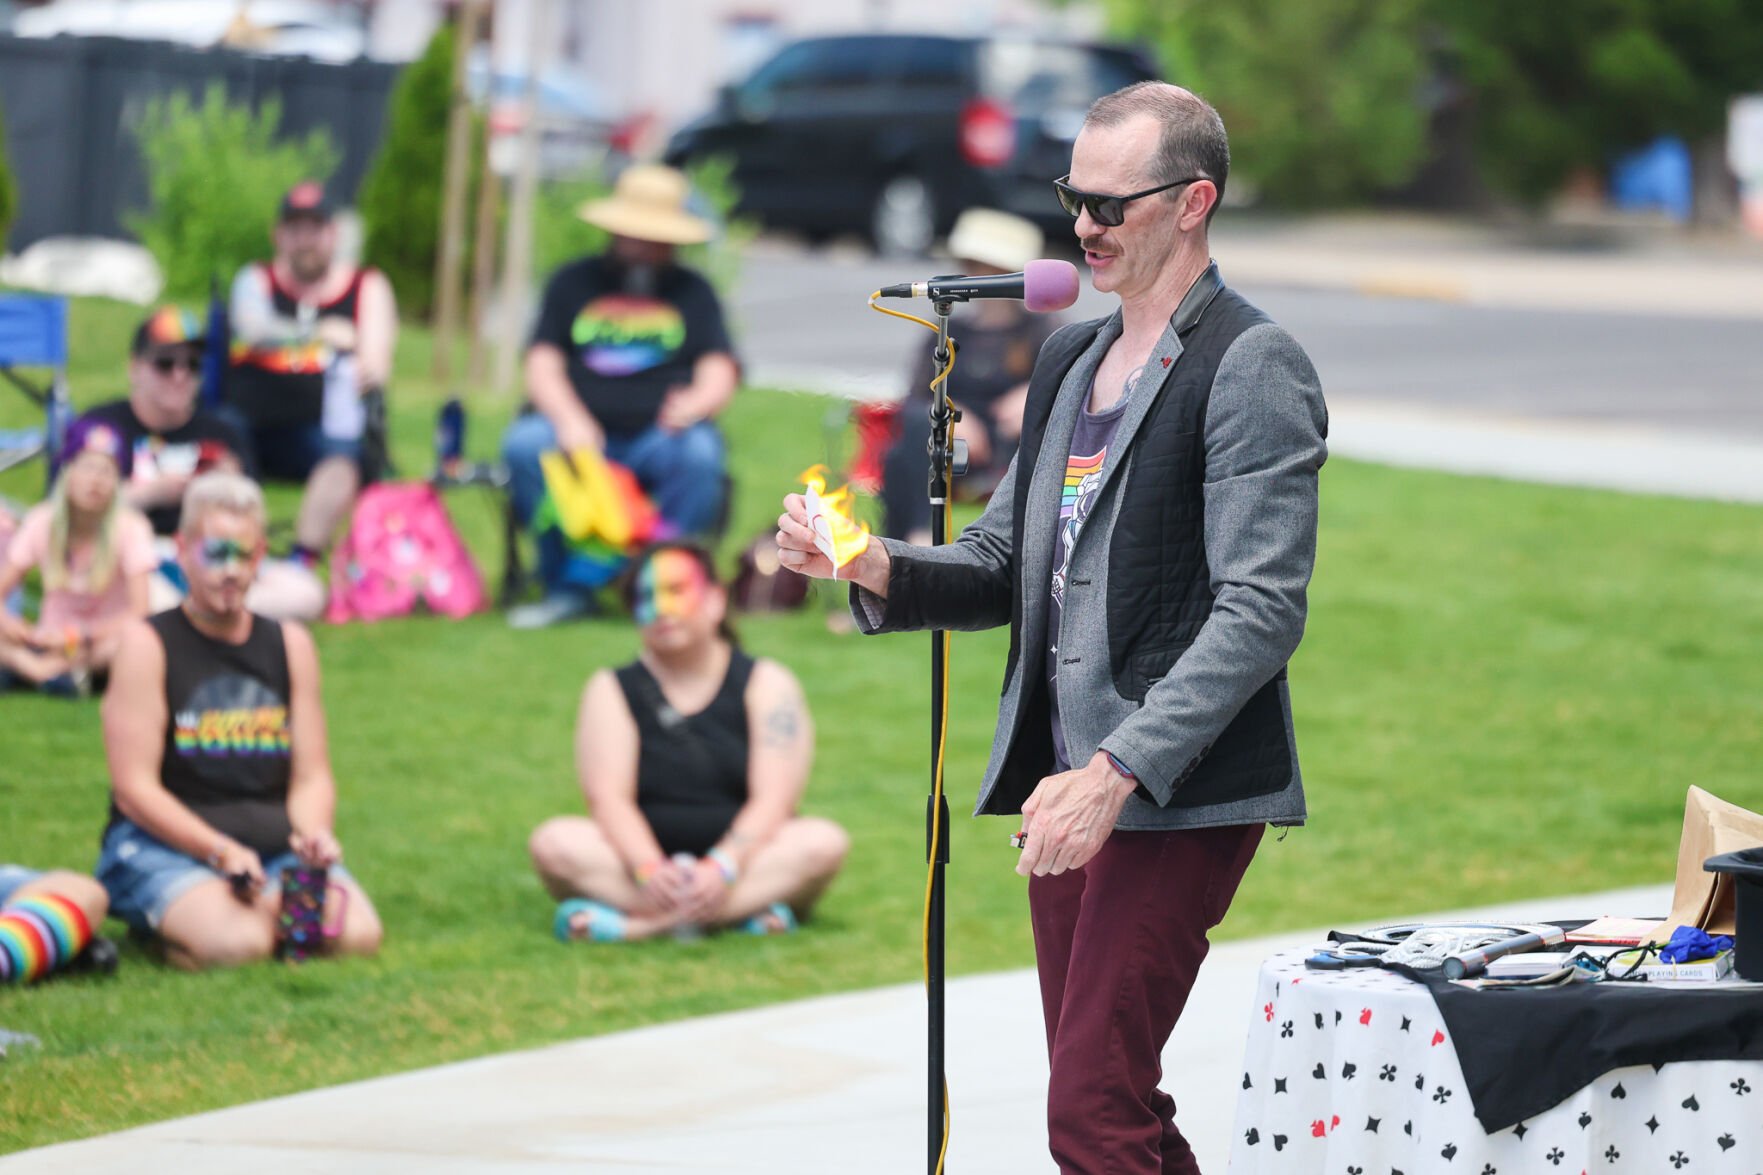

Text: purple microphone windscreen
xmin=1023 ymin=259 xmax=1080 ymax=313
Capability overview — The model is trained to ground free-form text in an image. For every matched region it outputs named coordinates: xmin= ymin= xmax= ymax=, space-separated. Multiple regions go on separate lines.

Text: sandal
xmin=739 ymin=902 xmax=798 ymax=936
xmin=553 ymin=899 xmax=628 ymax=943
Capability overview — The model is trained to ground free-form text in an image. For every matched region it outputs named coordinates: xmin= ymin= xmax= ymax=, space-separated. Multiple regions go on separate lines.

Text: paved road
xmin=735 ymin=243 xmax=1763 ymax=442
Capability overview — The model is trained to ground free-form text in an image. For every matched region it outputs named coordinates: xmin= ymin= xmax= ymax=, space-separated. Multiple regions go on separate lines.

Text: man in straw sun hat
xmin=502 ymin=164 xmax=741 ymax=629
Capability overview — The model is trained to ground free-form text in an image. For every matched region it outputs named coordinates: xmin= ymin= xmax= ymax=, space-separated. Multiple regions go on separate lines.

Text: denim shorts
xmin=0 ymin=864 xmax=42 ymax=906
xmin=250 ymin=421 xmax=362 ymax=482
xmin=96 ymin=819 xmax=356 ymax=933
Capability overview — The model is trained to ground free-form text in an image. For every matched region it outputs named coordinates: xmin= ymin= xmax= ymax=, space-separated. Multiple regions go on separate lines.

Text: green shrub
xmin=127 ymin=83 xmax=338 ymax=300
xmin=0 ymin=94 xmax=18 ymax=249
xmin=360 ymin=23 xmax=464 ymax=320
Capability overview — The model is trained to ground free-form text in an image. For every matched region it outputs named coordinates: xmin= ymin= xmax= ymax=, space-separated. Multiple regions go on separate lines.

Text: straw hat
xmin=947 ymin=208 xmax=1042 ymax=273
xmin=578 ymin=164 xmax=713 ymax=246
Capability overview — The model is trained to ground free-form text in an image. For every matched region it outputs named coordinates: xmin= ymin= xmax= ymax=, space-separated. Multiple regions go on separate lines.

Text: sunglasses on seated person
xmin=148 ymin=353 xmax=201 ymax=376
xmin=1053 ymin=174 xmax=1208 ymax=227
xmin=197 ymin=538 xmax=255 ymax=568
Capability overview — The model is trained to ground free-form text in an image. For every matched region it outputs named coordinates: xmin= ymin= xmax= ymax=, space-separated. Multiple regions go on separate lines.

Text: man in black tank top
xmin=97 ymin=472 xmax=384 ymax=970
xmin=226 ymin=182 xmax=398 ymax=571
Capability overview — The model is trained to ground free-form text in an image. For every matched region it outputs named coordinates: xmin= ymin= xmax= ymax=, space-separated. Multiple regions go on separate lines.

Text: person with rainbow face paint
xmin=530 ymin=542 xmax=848 ymax=942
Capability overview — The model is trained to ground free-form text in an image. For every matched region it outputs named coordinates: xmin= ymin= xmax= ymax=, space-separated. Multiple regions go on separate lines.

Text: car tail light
xmin=960 ymin=98 xmax=1016 ymax=168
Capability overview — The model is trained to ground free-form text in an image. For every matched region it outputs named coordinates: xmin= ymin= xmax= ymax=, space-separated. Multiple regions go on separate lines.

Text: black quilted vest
xmin=987 ymin=272 xmax=1294 ymax=815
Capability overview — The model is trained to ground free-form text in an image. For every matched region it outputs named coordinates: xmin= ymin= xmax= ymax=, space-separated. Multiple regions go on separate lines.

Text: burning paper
xmin=799 ymin=465 xmax=871 ymax=571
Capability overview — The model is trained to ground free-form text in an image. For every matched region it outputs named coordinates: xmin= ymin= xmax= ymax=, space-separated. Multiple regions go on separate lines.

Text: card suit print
xmin=1431 ymin=1029 xmax=1446 ymax=1046
xmin=1342 ymin=1062 xmax=1357 ymax=1080
xmin=1732 ymin=1077 xmax=1751 ymax=1095
xmin=1682 ymin=1094 xmax=1700 ymax=1111
xmin=1578 ymin=1111 xmax=1592 ymax=1129
xmin=1282 ymin=1020 xmax=1295 ymax=1038
xmin=1243 ymin=1073 xmax=1252 ymax=1090
xmin=1604 ymin=1144 xmax=1620 ymax=1162
xmin=1274 ymin=1077 xmax=1288 ymax=1093
xmin=1347 ymin=1166 xmax=1363 ymax=1175
xmin=1668 ymin=1151 xmax=1689 ymax=1168
xmin=1403 ymin=1120 xmax=1413 ymax=1136
xmin=1244 ymin=1127 xmax=1259 ymax=1146
xmin=1314 ymin=1062 xmax=1327 ymax=1079
xmin=1546 ymin=1146 xmax=1564 ymax=1164
xmin=1415 ymin=1073 xmax=1426 ymax=1091
xmin=1331 ymin=1115 xmax=1339 ymax=1131
xmin=1315 ymin=1012 xmax=1325 ymax=1030
xmin=1311 ymin=1119 xmax=1327 ymax=1138
xmin=1264 ymin=1001 xmax=1274 ymax=1022
xmin=1717 ymin=1133 xmax=1734 ymax=1151
xmin=1365 ymin=1116 xmax=1380 ymax=1132
xmin=1272 ymin=1134 xmax=1287 ymax=1151
xmin=1379 ymin=1064 xmax=1397 ymax=1082
xmin=1400 ymin=1016 xmax=1412 ymax=1032
xmin=1359 ymin=1007 xmax=1373 ymax=1025
xmin=1511 ymin=1122 xmax=1527 ymax=1140
xmin=1645 ymin=1115 xmax=1660 ymax=1133
xmin=1610 ymin=1083 xmax=1626 ymax=1099
xmin=1480 ymin=1165 xmax=1496 ymax=1174
xmin=1440 ymin=1142 xmax=1458 ymax=1161
xmin=1160 ymin=356 xmax=1172 ymax=368
xmin=1432 ymin=1085 xmax=1452 ymax=1104
xmin=1335 ymin=1010 xmax=1344 ymax=1024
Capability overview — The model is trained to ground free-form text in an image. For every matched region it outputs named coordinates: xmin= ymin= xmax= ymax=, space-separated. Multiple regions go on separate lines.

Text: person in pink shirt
xmin=0 ymin=417 xmax=155 ymax=694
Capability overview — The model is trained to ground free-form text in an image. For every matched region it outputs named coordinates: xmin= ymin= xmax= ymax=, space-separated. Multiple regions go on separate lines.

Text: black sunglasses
xmin=150 ymin=354 xmax=201 ymax=376
xmin=1054 ymin=174 xmax=1206 ymax=227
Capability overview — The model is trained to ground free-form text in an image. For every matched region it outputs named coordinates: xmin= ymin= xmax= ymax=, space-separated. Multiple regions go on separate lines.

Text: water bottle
xmin=670 ymin=853 xmax=704 ymax=941
xmin=435 ymin=398 xmax=465 ymax=476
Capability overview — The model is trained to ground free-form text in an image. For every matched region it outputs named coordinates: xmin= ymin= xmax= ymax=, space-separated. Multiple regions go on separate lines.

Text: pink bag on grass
xmin=326 ymin=483 xmax=487 ymax=623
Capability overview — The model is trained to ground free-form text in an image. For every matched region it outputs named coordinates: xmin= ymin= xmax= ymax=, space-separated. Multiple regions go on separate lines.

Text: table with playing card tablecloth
xmin=1229 ymin=947 xmax=1763 ymax=1173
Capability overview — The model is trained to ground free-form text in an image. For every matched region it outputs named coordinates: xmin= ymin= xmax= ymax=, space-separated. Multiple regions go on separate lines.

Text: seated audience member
xmin=0 ymin=865 xmax=112 ymax=984
xmin=502 ymin=164 xmax=740 ymax=629
xmin=880 ymin=209 xmax=1061 ymax=543
xmin=0 ymin=418 xmax=154 ymax=694
xmin=98 ymin=473 xmax=382 ymax=970
xmin=227 ymin=182 xmax=396 ymax=570
xmin=86 ymin=307 xmax=323 ymax=620
xmin=529 ymin=542 xmax=847 ymax=941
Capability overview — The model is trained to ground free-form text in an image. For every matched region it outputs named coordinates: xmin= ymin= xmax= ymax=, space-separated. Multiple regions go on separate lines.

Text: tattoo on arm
xmin=762 ymin=702 xmax=802 ymax=749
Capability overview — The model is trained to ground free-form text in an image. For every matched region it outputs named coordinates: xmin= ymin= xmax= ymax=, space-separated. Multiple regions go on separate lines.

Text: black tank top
xmin=227 ymin=264 xmax=367 ymax=428
xmin=614 ymin=648 xmax=754 ymax=856
xmin=106 ymin=608 xmax=295 ymax=860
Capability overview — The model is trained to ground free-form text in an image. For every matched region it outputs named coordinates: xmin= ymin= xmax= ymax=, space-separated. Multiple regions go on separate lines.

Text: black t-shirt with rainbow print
xmin=530 ymin=255 xmax=734 ymax=435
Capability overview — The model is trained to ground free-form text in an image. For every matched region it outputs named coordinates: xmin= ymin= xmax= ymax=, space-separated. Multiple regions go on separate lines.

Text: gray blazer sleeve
xmin=1100 ymin=321 xmax=1328 ymax=802
xmin=850 ymin=454 xmax=1020 ymax=635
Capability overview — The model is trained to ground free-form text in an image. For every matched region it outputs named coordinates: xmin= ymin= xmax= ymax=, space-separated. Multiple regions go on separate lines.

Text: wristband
xmin=633 ymin=859 xmax=665 ymax=887
xmin=706 ymin=848 xmax=739 ymax=885
xmin=1104 ymin=751 xmax=1136 ymax=781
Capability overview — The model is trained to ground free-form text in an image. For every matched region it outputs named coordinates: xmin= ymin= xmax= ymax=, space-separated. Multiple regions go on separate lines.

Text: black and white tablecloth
xmin=1229 ymin=948 xmax=1763 ymax=1173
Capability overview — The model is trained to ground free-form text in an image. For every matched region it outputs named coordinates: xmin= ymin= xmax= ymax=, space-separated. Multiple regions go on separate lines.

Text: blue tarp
xmin=0 ymin=295 xmax=69 ymax=368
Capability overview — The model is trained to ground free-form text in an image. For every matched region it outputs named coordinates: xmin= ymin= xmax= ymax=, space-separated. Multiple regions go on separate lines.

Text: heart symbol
xmin=1403 ymin=1120 xmax=1413 ymax=1136
xmin=1359 ymin=1007 xmax=1372 ymax=1025
xmin=1330 ymin=1115 xmax=1339 ymax=1131
xmin=1440 ymin=1142 xmax=1457 ymax=1160
xmin=1313 ymin=1063 xmax=1326 ymax=1079
xmin=1311 ymin=1119 xmax=1326 ymax=1138
xmin=1415 ymin=1074 xmax=1426 ymax=1091
xmin=1430 ymin=1029 xmax=1445 ymax=1046
xmin=1578 ymin=1112 xmax=1592 ymax=1128
xmin=1682 ymin=1094 xmax=1699 ymax=1111
xmin=1160 ymin=356 xmax=1171 ymax=368
xmin=1242 ymin=1072 xmax=1252 ymax=1090
xmin=1611 ymin=1082 xmax=1626 ymax=1099
xmin=1244 ymin=1128 xmax=1260 ymax=1146
xmin=1272 ymin=1134 xmax=1287 ymax=1151
xmin=1264 ymin=1001 xmax=1274 ymax=1021
xmin=1719 ymin=1133 xmax=1735 ymax=1151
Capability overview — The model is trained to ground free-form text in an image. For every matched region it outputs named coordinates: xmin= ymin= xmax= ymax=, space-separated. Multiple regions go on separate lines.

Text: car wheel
xmin=871 ymin=175 xmax=936 ymax=258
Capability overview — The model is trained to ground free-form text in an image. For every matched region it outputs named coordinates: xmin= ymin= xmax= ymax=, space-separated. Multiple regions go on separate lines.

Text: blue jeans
xmin=501 ymin=412 xmax=727 ymax=594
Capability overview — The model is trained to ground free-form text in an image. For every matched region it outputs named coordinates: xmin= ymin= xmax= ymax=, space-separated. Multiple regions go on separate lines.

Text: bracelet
xmin=1104 ymin=751 xmax=1136 ymax=781
xmin=633 ymin=859 xmax=665 ymax=887
xmin=205 ymin=839 xmax=228 ymax=870
xmin=706 ymin=848 xmax=739 ymax=885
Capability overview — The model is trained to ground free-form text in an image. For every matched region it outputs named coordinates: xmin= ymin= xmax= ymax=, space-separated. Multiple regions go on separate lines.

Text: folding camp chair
xmin=0 ymin=294 xmax=73 ymax=487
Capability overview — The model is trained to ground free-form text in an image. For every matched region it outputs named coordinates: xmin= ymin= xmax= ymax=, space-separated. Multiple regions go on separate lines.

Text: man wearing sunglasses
xmin=780 ymin=81 xmax=1327 ymax=1173
xmin=83 ymin=307 xmax=254 ymax=538
xmin=98 ymin=472 xmax=383 ymax=970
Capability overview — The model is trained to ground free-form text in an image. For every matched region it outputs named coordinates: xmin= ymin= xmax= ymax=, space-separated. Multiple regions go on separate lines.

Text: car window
xmin=743 ymin=38 xmax=891 ymax=100
xmin=980 ymin=41 xmax=1154 ymax=116
xmin=885 ymin=36 xmax=972 ymax=86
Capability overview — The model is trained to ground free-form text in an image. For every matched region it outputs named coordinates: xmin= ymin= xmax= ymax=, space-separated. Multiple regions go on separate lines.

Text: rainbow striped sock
xmin=0 ymin=894 xmax=94 ymax=984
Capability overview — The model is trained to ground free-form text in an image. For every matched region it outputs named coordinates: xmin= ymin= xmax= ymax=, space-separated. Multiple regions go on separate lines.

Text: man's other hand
xmin=1015 ymin=752 xmax=1137 ymax=877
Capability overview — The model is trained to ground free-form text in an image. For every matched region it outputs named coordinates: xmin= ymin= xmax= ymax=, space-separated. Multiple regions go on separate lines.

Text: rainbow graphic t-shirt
xmin=173 ymin=674 xmax=292 ymax=770
xmin=571 ymin=294 xmax=687 ymax=377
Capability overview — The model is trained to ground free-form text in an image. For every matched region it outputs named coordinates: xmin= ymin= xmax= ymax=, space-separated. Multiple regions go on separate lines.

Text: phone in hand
xmin=275 ymin=866 xmax=347 ymax=963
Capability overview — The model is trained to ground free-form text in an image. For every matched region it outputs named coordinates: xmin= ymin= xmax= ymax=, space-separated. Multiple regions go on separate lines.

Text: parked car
xmin=664 ymin=33 xmax=1158 ymax=256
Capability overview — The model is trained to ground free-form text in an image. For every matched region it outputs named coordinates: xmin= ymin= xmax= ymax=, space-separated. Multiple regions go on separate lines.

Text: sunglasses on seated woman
xmin=1053 ymin=174 xmax=1207 ymax=227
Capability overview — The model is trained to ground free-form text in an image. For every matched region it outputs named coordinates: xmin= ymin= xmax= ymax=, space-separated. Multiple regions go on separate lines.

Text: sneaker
xmin=507 ymin=592 xmax=592 ymax=630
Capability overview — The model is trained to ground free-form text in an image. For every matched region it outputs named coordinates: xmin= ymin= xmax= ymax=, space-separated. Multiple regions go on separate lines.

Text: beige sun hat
xmin=946 ymin=207 xmax=1043 ymax=272
xmin=578 ymin=164 xmax=713 ymax=246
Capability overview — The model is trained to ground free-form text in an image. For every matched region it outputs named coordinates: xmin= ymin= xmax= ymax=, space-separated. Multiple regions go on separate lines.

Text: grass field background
xmin=2 ymin=294 xmax=1760 ymax=1152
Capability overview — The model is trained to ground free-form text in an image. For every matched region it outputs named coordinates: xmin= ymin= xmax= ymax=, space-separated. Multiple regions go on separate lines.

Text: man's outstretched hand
xmin=775 ymin=493 xmax=891 ymax=597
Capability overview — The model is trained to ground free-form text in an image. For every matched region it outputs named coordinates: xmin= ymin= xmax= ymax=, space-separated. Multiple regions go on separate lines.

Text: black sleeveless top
xmin=227 ymin=264 xmax=367 ymax=428
xmin=614 ymin=648 xmax=753 ymax=856
xmin=107 ymin=608 xmax=295 ymax=860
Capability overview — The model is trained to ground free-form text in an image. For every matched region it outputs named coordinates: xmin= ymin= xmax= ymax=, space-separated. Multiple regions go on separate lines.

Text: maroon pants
xmin=1029 ymin=822 xmax=1264 ymax=1175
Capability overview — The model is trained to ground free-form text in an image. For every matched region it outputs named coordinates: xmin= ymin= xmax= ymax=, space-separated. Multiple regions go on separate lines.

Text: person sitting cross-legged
xmin=98 ymin=473 xmax=383 ymax=969
xmin=529 ymin=541 xmax=848 ymax=942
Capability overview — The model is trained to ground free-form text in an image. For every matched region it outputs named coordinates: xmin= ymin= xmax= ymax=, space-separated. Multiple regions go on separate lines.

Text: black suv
xmin=664 ymin=33 xmax=1157 ymax=256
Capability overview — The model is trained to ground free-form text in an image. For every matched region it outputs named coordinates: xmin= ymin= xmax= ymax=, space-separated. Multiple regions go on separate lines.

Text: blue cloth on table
xmin=1658 ymin=925 xmax=1734 ymax=963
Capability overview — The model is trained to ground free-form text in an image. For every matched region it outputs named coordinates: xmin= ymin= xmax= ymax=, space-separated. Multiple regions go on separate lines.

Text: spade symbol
xmin=1718 ymin=1133 xmax=1735 ymax=1151
xmin=1682 ymin=1094 xmax=1700 ymax=1111
xmin=1342 ymin=1062 xmax=1357 ymax=1079
xmin=1440 ymin=1142 xmax=1458 ymax=1160
xmin=1578 ymin=1112 xmax=1592 ymax=1129
xmin=1242 ymin=1073 xmax=1252 ymax=1090
xmin=1244 ymin=1128 xmax=1260 ymax=1146
xmin=1611 ymin=1082 xmax=1626 ymax=1099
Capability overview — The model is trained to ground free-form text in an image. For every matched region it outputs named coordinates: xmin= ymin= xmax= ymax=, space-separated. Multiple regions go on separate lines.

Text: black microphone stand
xmin=924 ymin=295 xmax=964 ymax=1173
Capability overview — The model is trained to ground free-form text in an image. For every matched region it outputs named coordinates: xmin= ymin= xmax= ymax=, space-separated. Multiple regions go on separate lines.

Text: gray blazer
xmin=857 ymin=274 xmax=1327 ymax=830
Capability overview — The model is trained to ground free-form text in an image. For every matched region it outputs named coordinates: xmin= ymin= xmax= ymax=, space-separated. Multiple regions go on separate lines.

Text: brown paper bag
xmin=1646 ymin=786 xmax=1763 ymax=942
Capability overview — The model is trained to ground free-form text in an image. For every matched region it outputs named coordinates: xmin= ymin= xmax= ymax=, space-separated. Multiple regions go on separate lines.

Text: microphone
xmin=879 ymin=258 xmax=1080 ymax=313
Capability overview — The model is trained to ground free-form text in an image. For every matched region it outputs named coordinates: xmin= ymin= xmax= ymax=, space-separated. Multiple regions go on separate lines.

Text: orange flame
xmin=799 ymin=464 xmax=872 ymax=570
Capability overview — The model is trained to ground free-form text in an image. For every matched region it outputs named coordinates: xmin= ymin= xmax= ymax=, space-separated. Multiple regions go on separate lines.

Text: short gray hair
xmin=1085 ymin=82 xmax=1230 ymax=225
xmin=180 ymin=472 xmax=266 ymax=538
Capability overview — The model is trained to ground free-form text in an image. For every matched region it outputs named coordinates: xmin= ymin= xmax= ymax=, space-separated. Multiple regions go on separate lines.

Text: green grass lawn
xmin=2 ymin=296 xmax=1762 ymax=1152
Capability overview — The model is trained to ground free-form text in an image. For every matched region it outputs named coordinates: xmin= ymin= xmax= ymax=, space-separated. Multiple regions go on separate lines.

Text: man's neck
xmin=182 ymin=601 xmax=252 ymax=644
xmin=132 ymin=396 xmax=194 ymax=435
xmin=271 ymin=259 xmax=345 ymax=302
xmin=1117 ymin=240 xmax=1211 ymax=342
xmin=642 ymin=636 xmax=730 ymax=685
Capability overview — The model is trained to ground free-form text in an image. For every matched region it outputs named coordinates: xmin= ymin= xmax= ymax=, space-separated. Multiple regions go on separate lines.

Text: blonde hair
xmin=179 ymin=472 xmax=267 ymax=539
xmin=43 ymin=456 xmax=123 ymax=594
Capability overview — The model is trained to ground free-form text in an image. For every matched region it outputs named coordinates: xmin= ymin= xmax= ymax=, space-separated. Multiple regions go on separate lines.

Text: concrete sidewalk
xmin=1 ymin=884 xmax=1672 ymax=1174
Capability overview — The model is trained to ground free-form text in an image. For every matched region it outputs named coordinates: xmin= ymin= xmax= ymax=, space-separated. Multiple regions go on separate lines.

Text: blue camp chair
xmin=0 ymin=294 xmax=73 ymax=487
